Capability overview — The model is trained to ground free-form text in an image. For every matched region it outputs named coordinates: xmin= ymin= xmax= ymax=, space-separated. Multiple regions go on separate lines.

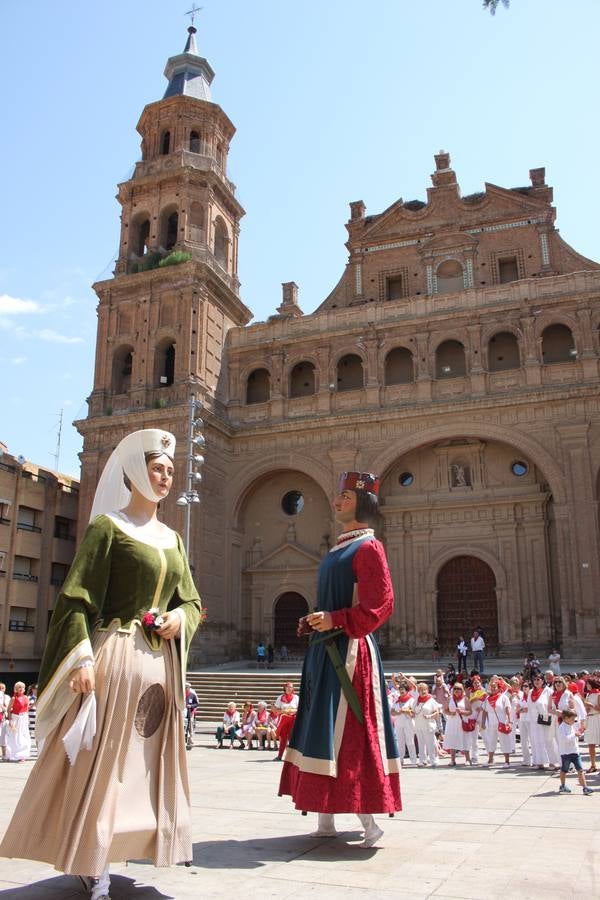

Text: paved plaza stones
xmin=0 ymin=734 xmax=598 ymax=899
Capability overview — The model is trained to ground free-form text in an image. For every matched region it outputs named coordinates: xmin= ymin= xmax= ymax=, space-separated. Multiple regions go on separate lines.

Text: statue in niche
xmin=250 ymin=536 xmax=263 ymax=564
xmin=451 ymin=463 xmax=471 ymax=487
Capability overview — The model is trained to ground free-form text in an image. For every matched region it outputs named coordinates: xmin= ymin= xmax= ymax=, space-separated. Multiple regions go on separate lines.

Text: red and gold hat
xmin=338 ymin=471 xmax=380 ymax=495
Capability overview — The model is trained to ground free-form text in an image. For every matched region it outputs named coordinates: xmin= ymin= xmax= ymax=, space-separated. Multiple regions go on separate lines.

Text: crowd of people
xmin=215 ymin=681 xmax=299 ymax=759
xmin=386 ymin=660 xmax=598 ymax=794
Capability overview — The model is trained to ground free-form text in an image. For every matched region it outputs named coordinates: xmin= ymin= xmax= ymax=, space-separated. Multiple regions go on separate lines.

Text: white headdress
xmin=89 ymin=429 xmax=176 ymax=521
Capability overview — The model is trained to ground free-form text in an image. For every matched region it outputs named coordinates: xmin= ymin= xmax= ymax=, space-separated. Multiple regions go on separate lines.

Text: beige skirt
xmin=0 ymin=623 xmax=192 ymax=875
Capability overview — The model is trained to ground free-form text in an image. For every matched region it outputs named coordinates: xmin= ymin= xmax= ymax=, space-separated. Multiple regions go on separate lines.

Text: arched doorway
xmin=436 ymin=556 xmax=498 ymax=653
xmin=274 ymin=592 xmax=308 ymax=655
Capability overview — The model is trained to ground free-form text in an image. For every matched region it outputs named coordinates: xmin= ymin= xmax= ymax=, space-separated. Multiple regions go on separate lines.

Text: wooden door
xmin=436 ymin=556 xmax=498 ymax=653
xmin=274 ymin=592 xmax=309 ymax=654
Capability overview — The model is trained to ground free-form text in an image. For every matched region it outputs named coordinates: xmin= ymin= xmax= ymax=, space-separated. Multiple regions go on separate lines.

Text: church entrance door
xmin=436 ymin=556 xmax=498 ymax=654
xmin=274 ymin=592 xmax=308 ymax=656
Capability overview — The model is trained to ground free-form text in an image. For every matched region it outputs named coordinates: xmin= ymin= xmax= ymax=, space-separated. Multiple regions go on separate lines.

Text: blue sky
xmin=1 ymin=0 xmax=598 ymax=477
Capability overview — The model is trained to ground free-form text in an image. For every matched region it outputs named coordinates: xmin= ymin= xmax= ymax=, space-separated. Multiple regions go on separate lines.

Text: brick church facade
xmin=76 ymin=29 xmax=600 ymax=663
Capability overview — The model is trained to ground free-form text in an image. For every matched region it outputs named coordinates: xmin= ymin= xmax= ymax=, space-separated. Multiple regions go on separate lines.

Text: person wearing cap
xmin=278 ymin=471 xmax=401 ymax=849
xmin=0 ymin=429 xmax=202 ymax=900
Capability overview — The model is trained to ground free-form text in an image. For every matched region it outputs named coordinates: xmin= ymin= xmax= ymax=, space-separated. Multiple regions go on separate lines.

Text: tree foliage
xmin=483 ymin=0 xmax=510 ymax=13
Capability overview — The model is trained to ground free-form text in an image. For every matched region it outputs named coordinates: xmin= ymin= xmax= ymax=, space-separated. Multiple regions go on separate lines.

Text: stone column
xmin=520 ymin=314 xmax=542 ymax=386
xmin=557 ymin=425 xmax=600 ymax=646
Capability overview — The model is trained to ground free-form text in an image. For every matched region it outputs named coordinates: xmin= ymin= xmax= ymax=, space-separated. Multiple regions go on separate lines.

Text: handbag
xmin=461 ymin=718 xmax=476 ymax=732
xmin=493 ymin=705 xmax=512 ymax=734
xmin=537 ymin=713 xmax=552 ymax=727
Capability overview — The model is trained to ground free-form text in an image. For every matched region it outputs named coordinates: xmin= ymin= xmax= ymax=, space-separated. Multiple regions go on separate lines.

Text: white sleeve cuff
xmin=73 ymin=657 xmax=94 ymax=670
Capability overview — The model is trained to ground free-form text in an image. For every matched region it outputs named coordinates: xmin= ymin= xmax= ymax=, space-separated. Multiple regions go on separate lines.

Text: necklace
xmin=336 ymin=527 xmax=374 ymax=545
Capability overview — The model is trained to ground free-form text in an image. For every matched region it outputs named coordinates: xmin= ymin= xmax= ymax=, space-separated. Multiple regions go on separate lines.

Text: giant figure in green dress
xmin=0 ymin=429 xmax=202 ymax=900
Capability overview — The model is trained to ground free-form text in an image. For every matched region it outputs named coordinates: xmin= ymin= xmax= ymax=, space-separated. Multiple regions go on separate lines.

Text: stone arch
xmin=541 ymin=323 xmax=577 ymax=364
xmin=429 ymin=548 xmax=505 ymax=651
xmin=112 ymin=344 xmax=134 ymax=394
xmin=154 ymin=336 xmax=176 ymax=386
xmin=369 ymin=422 xmax=566 ymax=505
xmin=213 ymin=216 xmax=229 ymax=268
xmin=246 ymin=367 xmax=270 ymax=404
xmin=130 ymin=212 xmax=151 ymax=257
xmin=425 ymin=543 xmax=508 ymax=596
xmin=272 ymin=591 xmax=310 ymax=653
xmin=189 ymin=202 xmax=205 ymax=243
xmin=533 ymin=312 xmax=578 ymax=342
xmin=435 ymin=339 xmax=466 ymax=378
xmin=160 ymin=129 xmax=171 ymax=155
xmin=231 ymin=460 xmax=332 ymax=530
xmin=487 ymin=330 xmax=521 ymax=371
xmin=436 ymin=258 xmax=464 ymax=294
xmin=289 ymin=360 xmax=316 ymax=397
xmin=384 ymin=346 xmax=415 ymax=385
xmin=159 ymin=204 xmax=179 ymax=252
xmin=189 ymin=129 xmax=201 ymax=153
xmin=335 ymin=352 xmax=364 ymax=391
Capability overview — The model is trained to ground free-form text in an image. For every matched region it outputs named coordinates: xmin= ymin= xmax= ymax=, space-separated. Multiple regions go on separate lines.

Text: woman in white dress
xmin=528 ymin=673 xmax=560 ymax=769
xmin=5 ymin=682 xmax=31 ymax=762
xmin=515 ymin=680 xmax=532 ymax=767
xmin=442 ymin=683 xmax=472 ymax=766
xmin=391 ymin=679 xmax=417 ymax=766
xmin=0 ymin=682 xmax=9 ymax=760
xmin=481 ymin=676 xmax=514 ymax=767
xmin=583 ymin=677 xmax=600 ymax=773
xmin=413 ymin=682 xmax=440 ymax=767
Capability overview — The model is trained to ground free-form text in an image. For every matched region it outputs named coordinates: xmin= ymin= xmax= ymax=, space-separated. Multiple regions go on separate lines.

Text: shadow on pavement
xmin=191 ymin=833 xmax=376 ymax=869
xmin=0 ymin=874 xmax=173 ymax=899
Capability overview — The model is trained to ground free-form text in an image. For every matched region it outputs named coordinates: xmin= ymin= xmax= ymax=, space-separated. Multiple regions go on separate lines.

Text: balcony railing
xmin=13 ymin=572 xmax=38 ymax=583
xmin=17 ymin=522 xmax=42 ymax=533
xmin=9 ymin=620 xmax=35 ymax=632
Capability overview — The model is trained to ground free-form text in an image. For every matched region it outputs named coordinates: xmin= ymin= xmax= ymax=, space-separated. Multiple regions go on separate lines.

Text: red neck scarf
xmin=487 ymin=691 xmax=501 ymax=708
xmin=398 ymin=692 xmax=412 ymax=703
xmin=281 ymin=693 xmax=294 ymax=704
xmin=257 ymin=709 xmax=268 ymax=724
xmin=417 ymin=693 xmax=432 ymax=703
xmin=552 ymin=688 xmax=565 ymax=704
xmin=531 ymin=686 xmax=544 ymax=702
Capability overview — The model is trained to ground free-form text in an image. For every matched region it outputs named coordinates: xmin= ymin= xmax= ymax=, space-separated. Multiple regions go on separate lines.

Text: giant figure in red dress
xmin=278 ymin=472 xmax=401 ymax=847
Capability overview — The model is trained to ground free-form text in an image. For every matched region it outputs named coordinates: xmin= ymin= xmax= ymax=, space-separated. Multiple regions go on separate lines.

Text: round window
xmin=399 ymin=472 xmax=414 ymax=487
xmin=281 ymin=490 xmax=304 ymax=516
xmin=511 ymin=460 xmax=529 ymax=477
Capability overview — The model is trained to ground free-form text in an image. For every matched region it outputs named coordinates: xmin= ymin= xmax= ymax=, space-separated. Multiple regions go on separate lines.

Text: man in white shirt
xmin=471 ymin=630 xmax=485 ymax=674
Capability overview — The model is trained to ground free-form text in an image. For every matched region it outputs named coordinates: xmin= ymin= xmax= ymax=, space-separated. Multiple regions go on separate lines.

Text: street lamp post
xmin=176 ymin=394 xmax=205 ymax=564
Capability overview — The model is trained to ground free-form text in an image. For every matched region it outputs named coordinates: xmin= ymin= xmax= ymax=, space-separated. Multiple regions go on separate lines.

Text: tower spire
xmin=163 ymin=13 xmax=214 ymax=101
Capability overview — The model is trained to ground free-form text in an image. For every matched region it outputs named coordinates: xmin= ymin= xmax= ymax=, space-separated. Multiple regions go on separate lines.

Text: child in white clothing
xmin=557 ymin=710 xmax=593 ymax=795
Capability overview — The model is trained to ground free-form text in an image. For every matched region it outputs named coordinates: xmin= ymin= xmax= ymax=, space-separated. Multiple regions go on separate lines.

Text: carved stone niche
xmin=432 ymin=440 xmax=487 ymax=492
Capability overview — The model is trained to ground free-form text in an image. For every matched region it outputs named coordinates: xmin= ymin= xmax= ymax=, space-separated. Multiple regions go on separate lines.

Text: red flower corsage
xmin=141 ymin=608 xmax=165 ymax=631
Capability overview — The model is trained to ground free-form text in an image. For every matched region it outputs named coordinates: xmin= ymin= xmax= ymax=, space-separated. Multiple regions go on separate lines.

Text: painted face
xmin=333 ymin=489 xmax=357 ymax=524
xmin=147 ymin=453 xmax=174 ymax=499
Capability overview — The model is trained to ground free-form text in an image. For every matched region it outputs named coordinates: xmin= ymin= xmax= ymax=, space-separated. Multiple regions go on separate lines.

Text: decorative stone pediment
xmin=245 ymin=541 xmax=321 ymax=573
xmin=419 ymin=231 xmax=478 ymax=256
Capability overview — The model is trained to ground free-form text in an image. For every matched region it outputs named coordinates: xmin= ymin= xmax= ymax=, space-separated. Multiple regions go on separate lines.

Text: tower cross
xmin=185 ymin=4 xmax=203 ymax=27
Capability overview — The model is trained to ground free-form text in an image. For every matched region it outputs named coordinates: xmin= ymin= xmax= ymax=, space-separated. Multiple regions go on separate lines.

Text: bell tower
xmin=76 ymin=26 xmax=251 ymax=532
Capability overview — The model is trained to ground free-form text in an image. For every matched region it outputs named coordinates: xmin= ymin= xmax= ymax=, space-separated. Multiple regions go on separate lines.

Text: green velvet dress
xmin=0 ymin=513 xmax=202 ymax=875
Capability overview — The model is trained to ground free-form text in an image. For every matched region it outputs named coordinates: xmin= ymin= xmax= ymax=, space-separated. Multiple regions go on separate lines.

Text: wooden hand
xmin=69 ymin=665 xmax=95 ymax=694
xmin=155 ymin=610 xmax=182 ymax=640
xmin=306 ymin=611 xmax=334 ymax=632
